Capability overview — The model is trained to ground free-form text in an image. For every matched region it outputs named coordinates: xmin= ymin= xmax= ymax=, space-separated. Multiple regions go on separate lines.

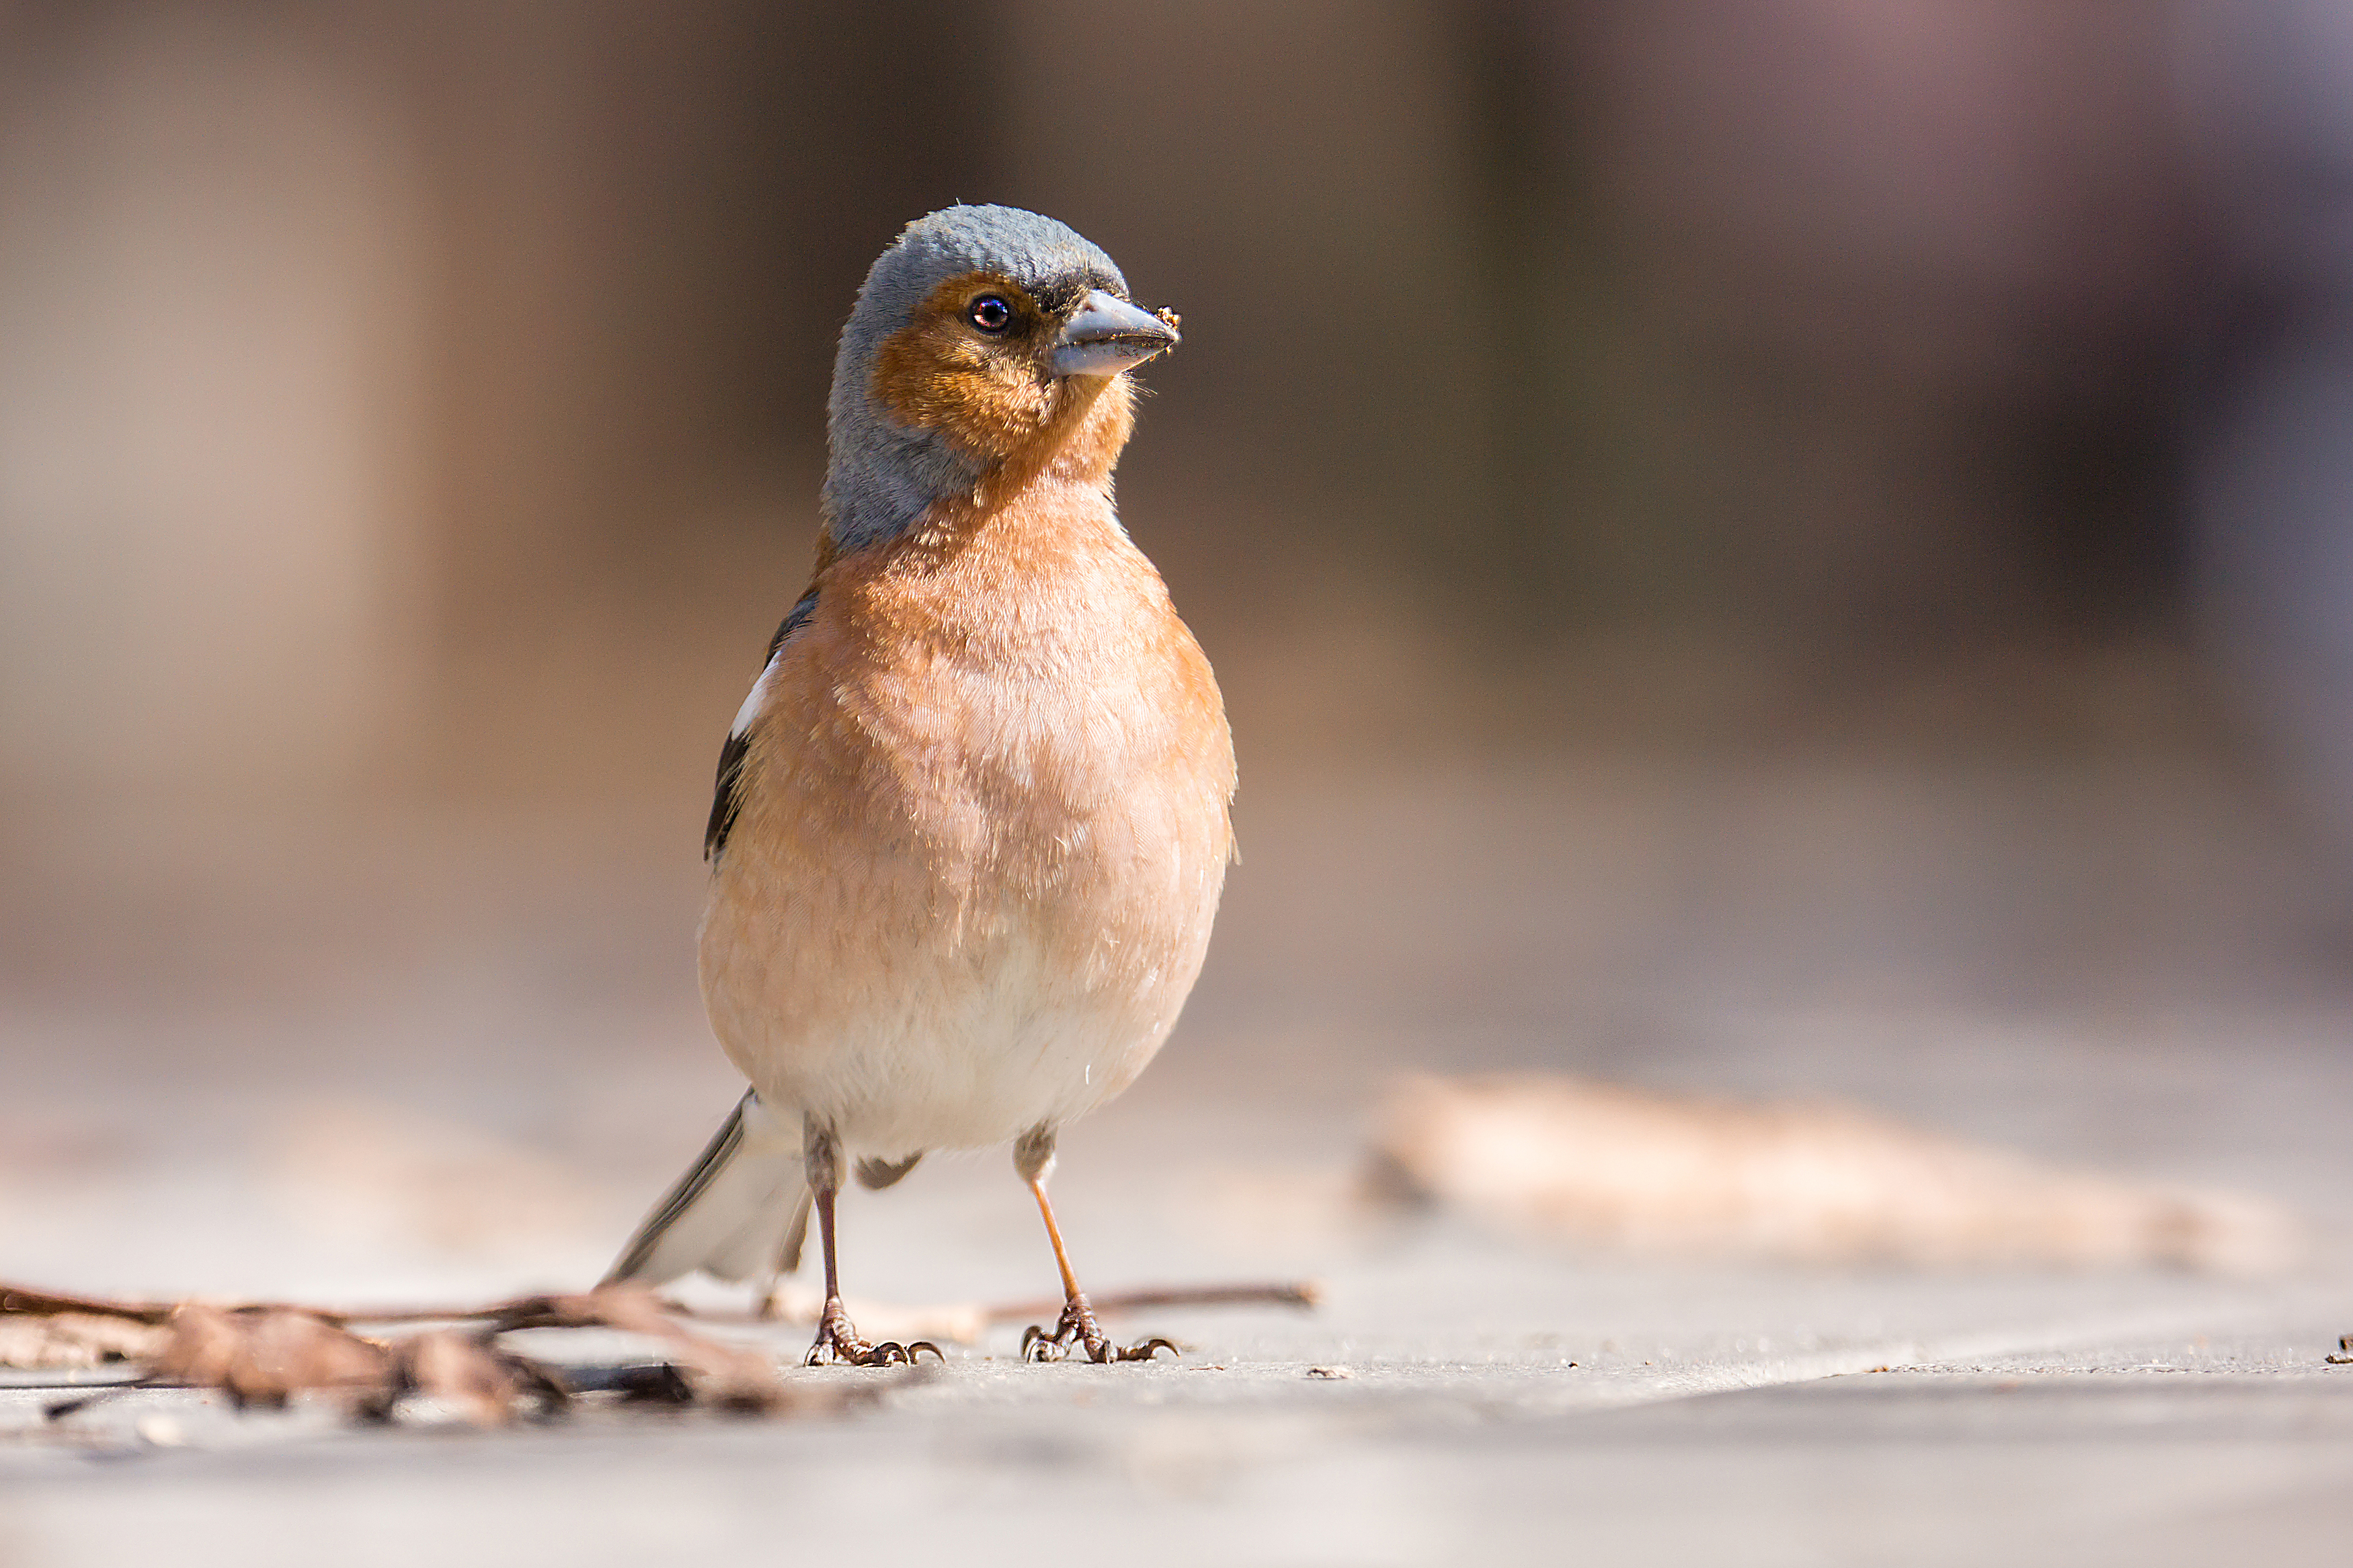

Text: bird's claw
xmin=1020 ymin=1296 xmax=1179 ymax=1364
xmin=805 ymin=1332 xmax=924 ymax=1368
xmin=805 ymin=1334 xmax=904 ymax=1368
xmin=1114 ymin=1336 xmax=1181 ymax=1363
xmin=805 ymin=1299 xmax=943 ymax=1367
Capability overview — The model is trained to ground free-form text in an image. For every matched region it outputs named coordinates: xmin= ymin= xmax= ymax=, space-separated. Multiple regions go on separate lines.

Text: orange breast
xmin=696 ymin=479 xmax=1234 ymax=1152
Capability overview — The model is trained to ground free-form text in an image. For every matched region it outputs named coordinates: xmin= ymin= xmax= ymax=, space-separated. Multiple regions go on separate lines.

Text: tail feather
xmin=603 ymin=1090 xmax=810 ymax=1288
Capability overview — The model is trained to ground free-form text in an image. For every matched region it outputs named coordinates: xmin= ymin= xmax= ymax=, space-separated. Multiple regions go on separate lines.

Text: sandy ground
xmin=3 ymin=755 xmax=2351 ymax=1564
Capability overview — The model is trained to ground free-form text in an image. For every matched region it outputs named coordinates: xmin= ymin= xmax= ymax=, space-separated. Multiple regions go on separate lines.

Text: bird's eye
xmin=968 ymin=295 xmax=1013 ymax=333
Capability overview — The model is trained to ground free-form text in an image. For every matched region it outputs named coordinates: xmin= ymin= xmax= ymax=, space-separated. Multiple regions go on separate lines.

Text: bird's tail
xmin=602 ymin=1090 xmax=811 ymax=1288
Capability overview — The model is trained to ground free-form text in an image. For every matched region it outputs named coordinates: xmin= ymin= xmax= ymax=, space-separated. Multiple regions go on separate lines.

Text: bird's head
xmin=823 ymin=204 xmax=1180 ymax=550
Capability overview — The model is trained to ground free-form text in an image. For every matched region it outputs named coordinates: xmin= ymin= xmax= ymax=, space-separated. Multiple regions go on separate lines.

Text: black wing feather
xmin=705 ymin=590 xmax=819 ymax=863
xmin=704 ymin=732 xmax=752 ymax=861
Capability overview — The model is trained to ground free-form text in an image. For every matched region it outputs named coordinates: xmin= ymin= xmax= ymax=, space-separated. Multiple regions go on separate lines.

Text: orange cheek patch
xmin=870 ymin=273 xmax=1055 ymax=462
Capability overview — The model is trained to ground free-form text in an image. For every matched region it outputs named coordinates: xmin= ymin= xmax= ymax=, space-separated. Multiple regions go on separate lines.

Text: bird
xmin=602 ymin=204 xmax=1234 ymax=1367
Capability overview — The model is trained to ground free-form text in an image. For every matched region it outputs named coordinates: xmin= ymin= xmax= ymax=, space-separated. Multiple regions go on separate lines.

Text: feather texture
xmin=603 ymin=1091 xmax=809 ymax=1286
xmin=701 ymin=450 xmax=1234 ymax=1159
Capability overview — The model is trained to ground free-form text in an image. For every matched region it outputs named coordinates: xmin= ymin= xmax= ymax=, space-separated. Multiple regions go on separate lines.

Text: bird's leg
xmin=803 ymin=1121 xmax=934 ymax=1367
xmin=1014 ymin=1125 xmax=1178 ymax=1366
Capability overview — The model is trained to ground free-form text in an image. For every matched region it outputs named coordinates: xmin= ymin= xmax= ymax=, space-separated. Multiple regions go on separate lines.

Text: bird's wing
xmin=705 ymin=588 xmax=819 ymax=862
xmin=602 ymin=1089 xmax=811 ymax=1286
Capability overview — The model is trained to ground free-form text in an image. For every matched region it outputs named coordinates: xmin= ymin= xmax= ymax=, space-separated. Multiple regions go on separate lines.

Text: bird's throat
xmin=979 ymin=370 xmax=1135 ymax=505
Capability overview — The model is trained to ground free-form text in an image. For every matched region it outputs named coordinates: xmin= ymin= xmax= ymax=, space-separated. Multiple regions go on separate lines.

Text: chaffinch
xmin=604 ymin=205 xmax=1234 ymax=1366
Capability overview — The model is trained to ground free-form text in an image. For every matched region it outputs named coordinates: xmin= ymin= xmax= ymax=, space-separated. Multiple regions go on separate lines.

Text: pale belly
xmin=702 ymin=908 xmax=1196 ymax=1157
xmin=696 ymin=677 xmax=1232 ymax=1160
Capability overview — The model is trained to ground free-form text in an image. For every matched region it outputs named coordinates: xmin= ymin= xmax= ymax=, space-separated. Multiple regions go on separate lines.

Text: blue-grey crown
xmin=823 ymin=206 xmax=1130 ymax=550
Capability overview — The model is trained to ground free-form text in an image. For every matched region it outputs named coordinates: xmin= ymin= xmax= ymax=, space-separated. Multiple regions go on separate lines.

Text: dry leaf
xmin=0 ymin=1312 xmax=167 ymax=1369
xmin=467 ymin=1287 xmax=799 ymax=1414
xmin=1373 ymin=1073 xmax=2301 ymax=1274
xmin=151 ymin=1305 xmax=388 ymax=1409
xmin=5 ymin=1280 xmax=928 ymax=1428
xmin=358 ymin=1329 xmax=569 ymax=1426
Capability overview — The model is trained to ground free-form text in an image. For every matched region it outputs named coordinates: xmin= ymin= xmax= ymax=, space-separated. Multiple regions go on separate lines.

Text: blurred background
xmin=2 ymin=0 xmax=2351 ymax=1301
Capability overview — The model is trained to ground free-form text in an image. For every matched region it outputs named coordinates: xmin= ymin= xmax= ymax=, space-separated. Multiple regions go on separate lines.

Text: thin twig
xmin=0 ymin=1284 xmax=175 ymax=1325
xmin=1 ymin=1277 xmax=1322 ymax=1333
xmin=674 ymin=1280 xmax=1322 ymax=1327
xmin=979 ymin=1280 xmax=1322 ymax=1323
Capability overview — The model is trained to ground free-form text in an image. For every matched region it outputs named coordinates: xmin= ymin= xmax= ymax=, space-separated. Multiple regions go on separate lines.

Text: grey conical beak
xmin=1050 ymin=289 xmax=1180 ymax=378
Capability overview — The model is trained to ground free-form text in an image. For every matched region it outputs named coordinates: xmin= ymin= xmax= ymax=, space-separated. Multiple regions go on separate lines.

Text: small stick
xmin=1 ymin=1278 xmax=1322 ymax=1332
xmin=978 ymin=1281 xmax=1322 ymax=1324
xmin=0 ymin=1284 xmax=175 ymax=1325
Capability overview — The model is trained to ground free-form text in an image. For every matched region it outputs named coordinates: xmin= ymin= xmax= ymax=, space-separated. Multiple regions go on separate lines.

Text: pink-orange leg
xmin=1019 ymin=1173 xmax=1177 ymax=1365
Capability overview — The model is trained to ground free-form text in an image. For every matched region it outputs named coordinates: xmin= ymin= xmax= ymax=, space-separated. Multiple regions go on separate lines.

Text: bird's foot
xmin=1020 ymin=1293 xmax=1179 ymax=1364
xmin=804 ymin=1297 xmax=940 ymax=1368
